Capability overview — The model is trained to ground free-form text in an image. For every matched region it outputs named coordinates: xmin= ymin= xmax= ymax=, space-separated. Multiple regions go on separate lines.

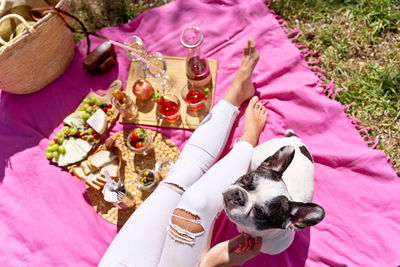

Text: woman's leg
xmin=98 ymin=39 xmax=260 ymax=267
xmin=158 ymin=96 xmax=268 ymax=267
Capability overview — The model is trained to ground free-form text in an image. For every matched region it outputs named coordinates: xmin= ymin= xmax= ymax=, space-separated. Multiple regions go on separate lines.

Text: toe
xmin=248 ymin=96 xmax=258 ymax=108
xmin=243 ymin=40 xmax=250 ymax=56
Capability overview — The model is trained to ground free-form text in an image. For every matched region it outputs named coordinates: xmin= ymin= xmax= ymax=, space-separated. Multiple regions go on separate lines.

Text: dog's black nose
xmin=232 ymin=190 xmax=245 ymax=206
xmin=223 ymin=189 xmax=247 ymax=209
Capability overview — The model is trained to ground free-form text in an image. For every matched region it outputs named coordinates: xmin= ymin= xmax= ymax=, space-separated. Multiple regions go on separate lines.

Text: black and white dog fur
xmin=223 ymin=130 xmax=325 ymax=254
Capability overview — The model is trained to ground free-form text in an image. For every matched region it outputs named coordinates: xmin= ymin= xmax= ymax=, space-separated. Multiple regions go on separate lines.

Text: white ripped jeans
xmin=99 ymin=100 xmax=254 ymax=267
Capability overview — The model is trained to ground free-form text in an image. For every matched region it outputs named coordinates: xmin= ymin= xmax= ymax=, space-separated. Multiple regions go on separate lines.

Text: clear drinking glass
xmin=137 ymin=169 xmax=158 ymax=191
xmin=180 ymin=26 xmax=211 ymax=88
xmin=181 ymin=83 xmax=207 ymax=111
xmin=146 ymin=52 xmax=173 ymax=94
xmin=111 ymin=95 xmax=138 ymax=121
xmin=124 ymin=35 xmax=147 ymax=78
xmin=155 ymin=158 xmax=174 ymax=179
xmin=156 ymin=94 xmax=181 ymax=123
xmin=126 ymin=131 xmax=153 ymax=155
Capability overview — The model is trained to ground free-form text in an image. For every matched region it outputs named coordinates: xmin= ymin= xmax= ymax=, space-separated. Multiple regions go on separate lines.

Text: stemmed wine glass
xmin=146 ymin=52 xmax=174 ymax=94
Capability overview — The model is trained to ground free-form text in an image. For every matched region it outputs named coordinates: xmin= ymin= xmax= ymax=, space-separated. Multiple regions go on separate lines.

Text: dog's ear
xmin=258 ymin=146 xmax=295 ymax=176
xmin=284 ymin=202 xmax=325 ymax=231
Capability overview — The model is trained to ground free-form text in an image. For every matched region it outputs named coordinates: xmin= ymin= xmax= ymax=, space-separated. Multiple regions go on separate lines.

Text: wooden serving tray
xmin=123 ymin=56 xmax=218 ymax=130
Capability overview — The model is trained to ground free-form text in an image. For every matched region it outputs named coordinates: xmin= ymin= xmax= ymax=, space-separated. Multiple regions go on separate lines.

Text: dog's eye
xmin=242 ymin=175 xmax=253 ymax=185
xmin=254 ymin=207 xmax=265 ymax=218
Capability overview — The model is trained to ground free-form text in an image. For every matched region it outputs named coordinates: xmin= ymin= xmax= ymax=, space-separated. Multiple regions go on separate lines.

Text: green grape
xmin=58 ymin=146 xmax=66 ymax=154
xmin=52 ymin=151 xmax=59 ymax=158
xmin=86 ymin=106 xmax=93 ymax=113
xmin=57 ymin=131 xmax=63 ymax=138
xmin=70 ymin=127 xmax=77 ymax=135
xmin=95 ymin=99 xmax=103 ymax=106
xmin=49 ymin=140 xmax=56 ymax=146
xmin=88 ymin=128 xmax=93 ymax=135
xmin=46 ymin=152 xmax=53 ymax=159
xmin=83 ymin=98 xmax=90 ymax=104
xmin=84 ymin=103 xmax=90 ymax=109
xmin=46 ymin=146 xmax=52 ymax=152
xmin=80 ymin=107 xmax=86 ymax=111
xmin=62 ymin=126 xmax=69 ymax=132
xmin=82 ymin=112 xmax=90 ymax=120
xmin=90 ymin=97 xmax=97 ymax=104
xmin=57 ymin=136 xmax=65 ymax=144
xmin=51 ymin=144 xmax=59 ymax=152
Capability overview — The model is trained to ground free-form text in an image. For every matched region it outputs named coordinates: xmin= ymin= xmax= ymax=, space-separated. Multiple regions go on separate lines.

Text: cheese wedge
xmin=63 ymin=111 xmax=86 ymax=130
xmin=87 ymin=109 xmax=107 ymax=135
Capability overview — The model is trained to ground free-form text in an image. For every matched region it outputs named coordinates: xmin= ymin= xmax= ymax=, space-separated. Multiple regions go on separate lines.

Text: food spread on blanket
xmin=45 ymin=81 xmax=121 ymax=168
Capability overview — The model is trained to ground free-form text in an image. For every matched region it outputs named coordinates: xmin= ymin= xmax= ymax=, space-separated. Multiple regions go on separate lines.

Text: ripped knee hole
xmin=167 ymin=208 xmax=204 ymax=245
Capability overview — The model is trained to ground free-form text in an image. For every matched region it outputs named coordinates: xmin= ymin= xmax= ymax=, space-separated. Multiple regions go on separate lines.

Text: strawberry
xmin=108 ymin=103 xmax=112 ymax=108
xmin=130 ymin=131 xmax=141 ymax=142
xmin=133 ymin=141 xmax=145 ymax=148
xmin=102 ymin=107 xmax=108 ymax=113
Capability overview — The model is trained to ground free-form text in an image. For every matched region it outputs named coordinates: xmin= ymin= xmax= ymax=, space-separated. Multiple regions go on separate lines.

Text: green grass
xmin=70 ymin=0 xmax=400 ymax=172
xmin=270 ymin=0 xmax=400 ymax=172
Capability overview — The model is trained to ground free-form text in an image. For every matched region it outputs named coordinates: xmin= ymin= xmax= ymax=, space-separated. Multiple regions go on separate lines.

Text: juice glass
xmin=181 ymin=83 xmax=207 ymax=111
xmin=156 ymin=94 xmax=181 ymax=123
xmin=111 ymin=95 xmax=137 ymax=121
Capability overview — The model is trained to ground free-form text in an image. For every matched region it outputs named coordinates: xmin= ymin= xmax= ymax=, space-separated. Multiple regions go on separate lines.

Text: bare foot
xmin=223 ymin=39 xmax=260 ymax=107
xmin=240 ymin=96 xmax=267 ymax=146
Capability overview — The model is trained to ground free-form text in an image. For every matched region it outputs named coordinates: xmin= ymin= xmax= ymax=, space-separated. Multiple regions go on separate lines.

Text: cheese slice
xmin=87 ymin=109 xmax=107 ymax=135
xmin=63 ymin=111 xmax=86 ymax=130
xmin=56 ymin=137 xmax=93 ymax=167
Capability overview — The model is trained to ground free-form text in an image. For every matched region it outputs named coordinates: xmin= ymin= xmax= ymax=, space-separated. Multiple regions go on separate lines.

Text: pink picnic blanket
xmin=1 ymin=0 xmax=399 ymax=266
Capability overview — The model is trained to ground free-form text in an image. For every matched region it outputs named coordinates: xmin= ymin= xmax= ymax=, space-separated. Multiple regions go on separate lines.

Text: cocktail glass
xmin=156 ymin=94 xmax=181 ymax=123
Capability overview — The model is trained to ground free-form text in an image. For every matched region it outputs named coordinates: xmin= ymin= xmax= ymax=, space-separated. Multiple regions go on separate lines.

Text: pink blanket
xmin=1 ymin=0 xmax=399 ymax=266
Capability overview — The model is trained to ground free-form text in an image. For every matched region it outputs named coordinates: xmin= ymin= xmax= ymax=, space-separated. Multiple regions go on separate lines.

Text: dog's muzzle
xmin=223 ymin=187 xmax=248 ymax=210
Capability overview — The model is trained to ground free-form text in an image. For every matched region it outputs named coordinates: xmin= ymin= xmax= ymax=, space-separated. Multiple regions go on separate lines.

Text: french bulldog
xmin=223 ymin=130 xmax=325 ymax=254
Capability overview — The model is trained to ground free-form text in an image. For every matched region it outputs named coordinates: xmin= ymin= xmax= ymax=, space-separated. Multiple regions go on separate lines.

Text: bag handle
xmin=30 ymin=6 xmax=101 ymax=55
xmin=0 ymin=13 xmax=34 ymax=46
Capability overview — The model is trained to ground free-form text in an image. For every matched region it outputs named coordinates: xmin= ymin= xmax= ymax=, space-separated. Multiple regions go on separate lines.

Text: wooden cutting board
xmin=123 ymin=56 xmax=218 ymax=130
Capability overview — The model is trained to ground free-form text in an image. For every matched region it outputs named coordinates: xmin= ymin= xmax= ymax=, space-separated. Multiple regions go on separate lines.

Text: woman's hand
xmin=200 ymin=233 xmax=262 ymax=267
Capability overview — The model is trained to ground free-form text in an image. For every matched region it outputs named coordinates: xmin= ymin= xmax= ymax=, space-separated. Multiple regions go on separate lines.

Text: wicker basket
xmin=0 ymin=0 xmax=74 ymax=95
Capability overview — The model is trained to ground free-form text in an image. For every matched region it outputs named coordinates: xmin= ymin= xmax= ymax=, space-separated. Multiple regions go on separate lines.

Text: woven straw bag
xmin=0 ymin=0 xmax=74 ymax=95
